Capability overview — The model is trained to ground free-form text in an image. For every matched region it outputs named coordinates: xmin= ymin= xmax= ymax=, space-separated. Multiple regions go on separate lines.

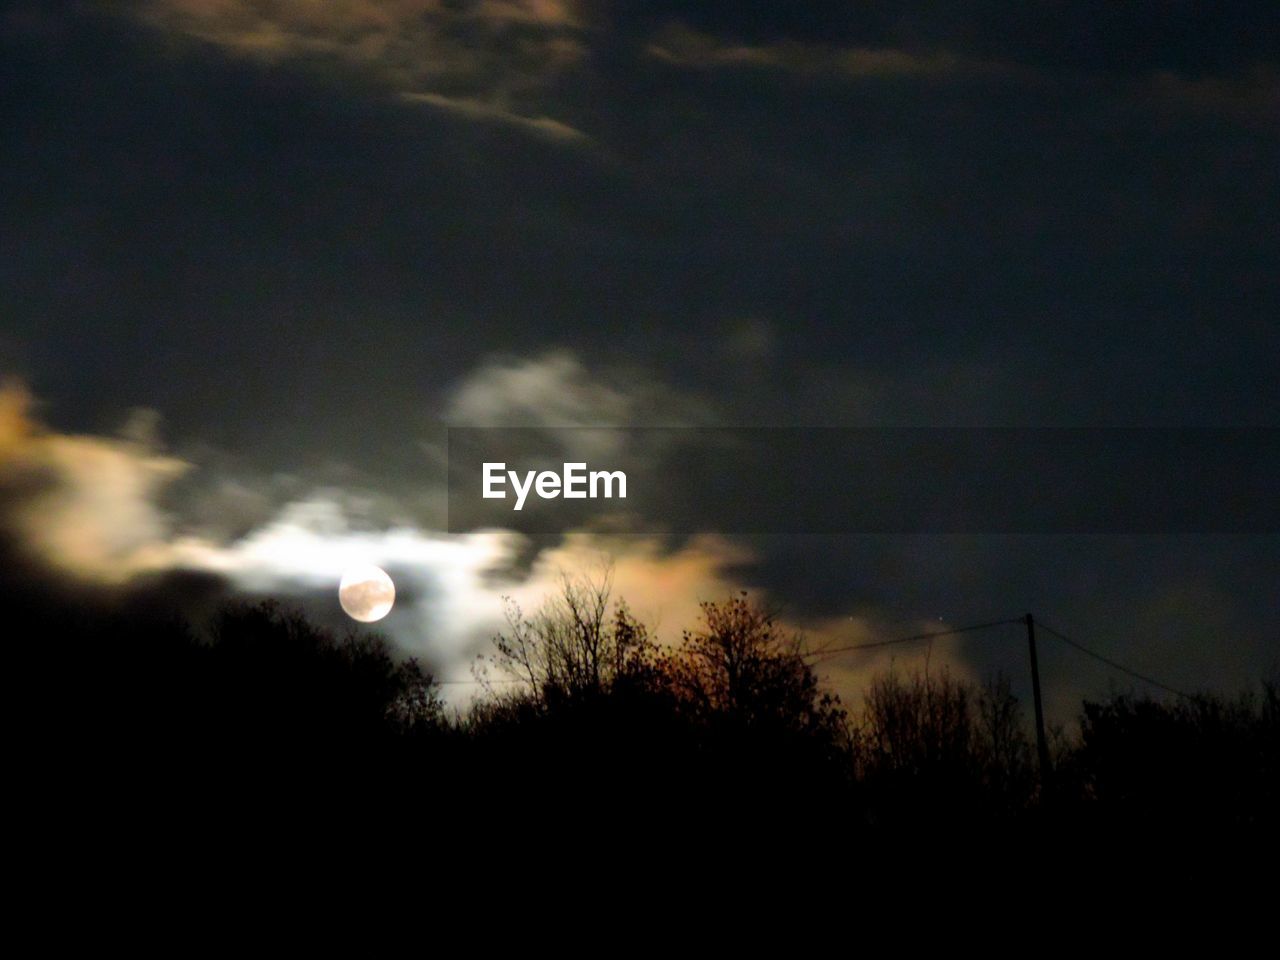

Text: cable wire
xmin=1033 ymin=618 xmax=1195 ymax=700
xmin=436 ymin=616 xmax=1197 ymax=703
xmin=804 ymin=617 xmax=1023 ymax=660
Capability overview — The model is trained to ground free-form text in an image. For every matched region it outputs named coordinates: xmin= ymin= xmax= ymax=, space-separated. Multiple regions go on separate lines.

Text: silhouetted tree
xmin=483 ymin=564 xmax=658 ymax=704
xmin=853 ymin=666 xmax=1036 ymax=823
xmin=385 ymin=658 xmax=446 ymax=735
xmin=661 ymin=593 xmax=846 ymax=738
xmin=975 ymin=674 xmax=1037 ymax=806
xmin=11 ymin=543 xmax=1277 ymax=866
xmin=1063 ymin=682 xmax=1278 ymax=832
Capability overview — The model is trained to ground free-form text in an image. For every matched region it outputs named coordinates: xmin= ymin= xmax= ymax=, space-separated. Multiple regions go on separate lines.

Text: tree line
xmin=12 ymin=565 xmax=1277 ymax=862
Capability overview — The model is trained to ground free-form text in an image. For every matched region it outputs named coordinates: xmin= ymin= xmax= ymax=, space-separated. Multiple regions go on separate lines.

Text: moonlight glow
xmin=338 ymin=564 xmax=395 ymax=622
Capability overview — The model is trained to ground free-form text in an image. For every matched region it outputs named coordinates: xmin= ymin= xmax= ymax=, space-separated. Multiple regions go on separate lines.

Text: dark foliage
xmin=1060 ymin=682 xmax=1279 ymax=833
xmin=9 ymin=563 xmax=1277 ymax=872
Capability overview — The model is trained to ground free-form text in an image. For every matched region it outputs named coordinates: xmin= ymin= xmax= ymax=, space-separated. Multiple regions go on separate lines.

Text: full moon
xmin=338 ymin=565 xmax=395 ymax=622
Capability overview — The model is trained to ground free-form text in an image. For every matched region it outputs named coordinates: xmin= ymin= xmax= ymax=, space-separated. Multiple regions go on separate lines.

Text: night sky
xmin=2 ymin=1 xmax=1277 ymax=717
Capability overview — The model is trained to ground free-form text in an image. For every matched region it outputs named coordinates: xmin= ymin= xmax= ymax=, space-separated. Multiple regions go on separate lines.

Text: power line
xmin=807 ymin=614 xmax=1197 ymax=701
xmin=804 ymin=617 xmax=1023 ymax=660
xmin=438 ymin=618 xmax=1023 ymax=680
xmin=436 ymin=616 xmax=1197 ymax=703
xmin=436 ymin=620 xmax=1022 ymax=684
xmin=1033 ymin=618 xmax=1195 ymax=700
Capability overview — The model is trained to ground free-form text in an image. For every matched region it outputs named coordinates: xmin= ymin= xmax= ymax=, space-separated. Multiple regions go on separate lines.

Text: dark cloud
xmin=4 ymin=2 xmax=1276 ymax=445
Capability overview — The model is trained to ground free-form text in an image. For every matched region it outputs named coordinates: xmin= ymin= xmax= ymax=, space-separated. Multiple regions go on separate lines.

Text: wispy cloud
xmin=445 ymin=349 xmax=719 ymax=429
xmin=0 ymin=364 xmax=738 ymax=697
xmin=644 ymin=23 xmax=1007 ymax=81
xmin=132 ymin=0 xmax=587 ymax=96
xmin=0 ymin=379 xmax=530 ymax=684
xmin=399 ymin=91 xmax=589 ymax=143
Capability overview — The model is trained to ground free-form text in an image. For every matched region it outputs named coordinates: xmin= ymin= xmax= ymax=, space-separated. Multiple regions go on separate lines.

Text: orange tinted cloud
xmin=134 ymin=0 xmax=586 ymax=88
xmin=0 ymin=382 xmax=188 ymax=581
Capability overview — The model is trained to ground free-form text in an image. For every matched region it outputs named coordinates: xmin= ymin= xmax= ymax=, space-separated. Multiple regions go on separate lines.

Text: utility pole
xmin=1025 ymin=613 xmax=1051 ymax=781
